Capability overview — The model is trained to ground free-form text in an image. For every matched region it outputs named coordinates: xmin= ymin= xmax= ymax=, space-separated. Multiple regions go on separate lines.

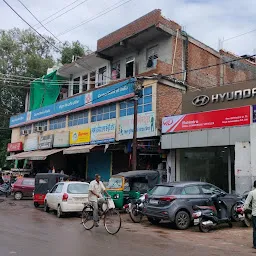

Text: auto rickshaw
xmin=33 ymin=173 xmax=68 ymax=208
xmin=106 ymin=170 xmax=160 ymax=209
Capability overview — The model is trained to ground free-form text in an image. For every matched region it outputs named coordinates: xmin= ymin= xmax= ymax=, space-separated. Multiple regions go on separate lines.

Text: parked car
xmin=143 ymin=181 xmax=241 ymax=230
xmin=44 ymin=181 xmax=89 ymax=218
xmin=11 ymin=178 xmax=35 ymax=200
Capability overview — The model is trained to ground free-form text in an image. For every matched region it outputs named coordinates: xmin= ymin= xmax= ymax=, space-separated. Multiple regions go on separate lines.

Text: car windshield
xmin=67 ymin=183 xmax=89 ymax=194
xmin=150 ymin=185 xmax=175 ymax=196
xmin=106 ymin=177 xmax=123 ymax=189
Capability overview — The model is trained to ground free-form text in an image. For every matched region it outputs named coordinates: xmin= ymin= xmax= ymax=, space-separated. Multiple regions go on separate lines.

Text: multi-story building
xmin=7 ymin=9 xmax=256 ymax=182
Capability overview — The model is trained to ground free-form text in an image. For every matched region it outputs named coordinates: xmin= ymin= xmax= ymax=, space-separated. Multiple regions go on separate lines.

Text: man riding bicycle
xmin=88 ymin=174 xmax=109 ymax=227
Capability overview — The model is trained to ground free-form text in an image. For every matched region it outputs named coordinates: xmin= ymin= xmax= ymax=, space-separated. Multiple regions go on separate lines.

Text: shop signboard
xmin=90 ymin=120 xmax=116 ymax=144
xmin=38 ymin=135 xmax=54 ymax=149
xmin=9 ymin=112 xmax=28 ymax=127
xmin=24 ymin=134 xmax=38 ymax=151
xmin=117 ymin=111 xmax=156 ymax=140
xmin=162 ymin=106 xmax=250 ymax=133
xmin=53 ymin=131 xmax=70 ymax=147
xmin=7 ymin=142 xmax=23 ymax=152
xmin=253 ymin=105 xmax=256 ymax=123
xmin=55 ymin=94 xmax=85 ymax=114
xmin=70 ymin=128 xmax=90 ymax=146
xmin=30 ymin=105 xmax=55 ymax=121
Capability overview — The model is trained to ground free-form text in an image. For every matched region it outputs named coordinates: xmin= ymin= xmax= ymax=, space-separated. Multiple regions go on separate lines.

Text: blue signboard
xmin=31 ymin=105 xmax=55 ymax=121
xmin=9 ymin=112 xmax=28 ymax=127
xmin=92 ymin=79 xmax=135 ymax=105
xmin=55 ymin=94 xmax=85 ymax=114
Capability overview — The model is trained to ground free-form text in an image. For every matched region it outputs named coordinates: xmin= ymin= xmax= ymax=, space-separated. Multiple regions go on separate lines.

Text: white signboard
xmin=117 ymin=111 xmax=156 ymax=140
xmin=53 ymin=131 xmax=70 ymax=148
xmin=24 ymin=134 xmax=38 ymax=151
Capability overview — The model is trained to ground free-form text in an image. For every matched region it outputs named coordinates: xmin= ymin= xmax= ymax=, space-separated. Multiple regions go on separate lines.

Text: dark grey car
xmin=143 ymin=181 xmax=240 ymax=230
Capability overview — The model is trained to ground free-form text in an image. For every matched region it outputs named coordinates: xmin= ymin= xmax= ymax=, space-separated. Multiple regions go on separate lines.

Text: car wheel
xmin=57 ymin=205 xmax=63 ymax=218
xmin=34 ymin=202 xmax=39 ymax=208
xmin=147 ymin=217 xmax=160 ymax=225
xmin=44 ymin=201 xmax=49 ymax=212
xmin=14 ymin=192 xmax=23 ymax=200
xmin=175 ymin=211 xmax=190 ymax=230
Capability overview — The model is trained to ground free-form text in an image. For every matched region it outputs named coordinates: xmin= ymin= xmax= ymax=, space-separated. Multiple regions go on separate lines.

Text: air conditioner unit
xmin=22 ymin=130 xmax=28 ymax=136
xmin=35 ymin=126 xmax=43 ymax=133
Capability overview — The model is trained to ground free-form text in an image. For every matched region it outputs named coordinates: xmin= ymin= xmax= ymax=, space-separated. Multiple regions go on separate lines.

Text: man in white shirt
xmin=88 ymin=174 xmax=108 ymax=227
xmin=244 ymin=180 xmax=256 ymax=249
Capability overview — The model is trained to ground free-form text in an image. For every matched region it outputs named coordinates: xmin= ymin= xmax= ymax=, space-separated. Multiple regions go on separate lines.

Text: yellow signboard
xmin=70 ymin=129 xmax=90 ymax=145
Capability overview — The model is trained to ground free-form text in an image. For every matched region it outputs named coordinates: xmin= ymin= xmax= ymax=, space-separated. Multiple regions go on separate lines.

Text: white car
xmin=44 ymin=181 xmax=89 ymax=218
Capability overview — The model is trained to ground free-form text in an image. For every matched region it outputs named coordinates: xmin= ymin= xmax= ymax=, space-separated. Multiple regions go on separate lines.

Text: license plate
xmin=194 ymin=218 xmax=200 ymax=225
xmin=150 ymin=199 xmax=158 ymax=205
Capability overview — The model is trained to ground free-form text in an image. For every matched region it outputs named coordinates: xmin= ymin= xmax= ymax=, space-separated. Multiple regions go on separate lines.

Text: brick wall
xmin=156 ymin=83 xmax=182 ymax=130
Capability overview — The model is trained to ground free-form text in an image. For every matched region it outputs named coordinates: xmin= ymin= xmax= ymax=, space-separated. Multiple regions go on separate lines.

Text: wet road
xmin=0 ymin=198 xmax=254 ymax=256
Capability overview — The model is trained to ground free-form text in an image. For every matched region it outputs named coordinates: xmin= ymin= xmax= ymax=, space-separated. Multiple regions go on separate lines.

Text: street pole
xmin=132 ymin=95 xmax=138 ymax=171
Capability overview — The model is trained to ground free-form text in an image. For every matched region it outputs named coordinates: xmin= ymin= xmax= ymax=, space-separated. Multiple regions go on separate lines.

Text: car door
xmin=21 ymin=179 xmax=34 ymax=197
xmin=47 ymin=184 xmax=58 ymax=208
xmin=180 ymin=185 xmax=207 ymax=212
xmin=52 ymin=183 xmax=64 ymax=210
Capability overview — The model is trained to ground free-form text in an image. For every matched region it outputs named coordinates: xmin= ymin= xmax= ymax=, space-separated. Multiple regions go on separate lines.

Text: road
xmin=0 ymin=197 xmax=254 ymax=256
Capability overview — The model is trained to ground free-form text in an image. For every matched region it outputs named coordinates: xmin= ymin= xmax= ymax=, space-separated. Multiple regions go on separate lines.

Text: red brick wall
xmin=156 ymin=83 xmax=182 ymax=130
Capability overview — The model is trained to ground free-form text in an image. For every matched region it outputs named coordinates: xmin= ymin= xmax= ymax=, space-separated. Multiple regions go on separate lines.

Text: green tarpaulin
xmin=29 ymin=70 xmax=67 ymax=111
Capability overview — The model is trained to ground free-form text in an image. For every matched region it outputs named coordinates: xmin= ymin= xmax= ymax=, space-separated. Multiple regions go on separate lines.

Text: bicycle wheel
xmin=81 ymin=205 xmax=94 ymax=230
xmin=104 ymin=209 xmax=121 ymax=235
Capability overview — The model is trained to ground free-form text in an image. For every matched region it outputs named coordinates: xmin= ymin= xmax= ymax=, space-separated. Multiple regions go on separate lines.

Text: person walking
xmin=244 ymin=180 xmax=256 ymax=249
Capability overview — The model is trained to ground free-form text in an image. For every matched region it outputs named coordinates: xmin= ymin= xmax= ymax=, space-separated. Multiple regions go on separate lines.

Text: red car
xmin=12 ymin=178 xmax=35 ymax=200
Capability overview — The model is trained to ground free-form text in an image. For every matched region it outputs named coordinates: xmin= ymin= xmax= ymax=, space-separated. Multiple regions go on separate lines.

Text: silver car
xmin=144 ymin=181 xmax=240 ymax=230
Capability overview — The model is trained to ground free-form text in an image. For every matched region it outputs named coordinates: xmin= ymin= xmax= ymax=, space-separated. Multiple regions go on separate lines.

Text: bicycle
xmin=81 ymin=197 xmax=121 ymax=235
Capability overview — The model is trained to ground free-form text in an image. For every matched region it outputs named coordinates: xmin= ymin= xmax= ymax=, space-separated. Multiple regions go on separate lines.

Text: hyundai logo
xmin=192 ymin=95 xmax=210 ymax=107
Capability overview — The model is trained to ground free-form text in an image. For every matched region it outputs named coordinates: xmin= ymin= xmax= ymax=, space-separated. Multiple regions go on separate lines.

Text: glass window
xmin=55 ymin=183 xmax=64 ymax=193
xmin=51 ymin=185 xmax=58 ymax=193
xmin=68 ymin=111 xmax=88 ymax=127
xmin=112 ymin=61 xmax=120 ymax=79
xmin=73 ymin=77 xmax=80 ymax=95
xmin=33 ymin=120 xmax=48 ymax=133
xmin=90 ymin=71 xmax=96 ymax=89
xmin=106 ymin=177 xmax=123 ymax=189
xmin=201 ymin=184 xmax=221 ymax=195
xmin=39 ymin=178 xmax=48 ymax=184
xmin=146 ymin=45 xmax=158 ymax=68
xmin=49 ymin=116 xmax=66 ymax=130
xmin=20 ymin=125 xmax=32 ymax=136
xmin=91 ymin=104 xmax=116 ymax=122
xmin=22 ymin=179 xmax=35 ymax=186
xmin=150 ymin=185 xmax=175 ymax=196
xmin=181 ymin=185 xmax=201 ymax=195
xmin=67 ymin=183 xmax=89 ymax=194
xmin=98 ymin=66 xmax=107 ymax=86
xmin=120 ymin=86 xmax=152 ymax=116
xmin=82 ymin=74 xmax=88 ymax=92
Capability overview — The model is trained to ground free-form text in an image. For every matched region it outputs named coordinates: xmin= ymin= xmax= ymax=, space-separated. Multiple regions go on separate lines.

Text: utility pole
xmin=132 ymin=79 xmax=143 ymax=171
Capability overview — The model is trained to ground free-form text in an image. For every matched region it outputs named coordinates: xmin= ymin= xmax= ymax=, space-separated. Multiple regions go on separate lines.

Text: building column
xmin=166 ymin=149 xmax=176 ymax=182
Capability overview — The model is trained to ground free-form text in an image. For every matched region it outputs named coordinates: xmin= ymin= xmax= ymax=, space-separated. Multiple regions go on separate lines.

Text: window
xmin=55 ymin=183 xmax=64 ymax=193
xmin=73 ymin=77 xmax=80 ymax=95
xmin=68 ymin=110 xmax=88 ymax=127
xmin=20 ymin=125 xmax=32 ymax=136
xmin=21 ymin=179 xmax=35 ymax=186
xmin=33 ymin=120 xmax=48 ymax=133
xmin=150 ymin=185 xmax=175 ymax=196
xmin=146 ymin=45 xmax=158 ymax=68
xmin=98 ymin=66 xmax=107 ymax=86
xmin=89 ymin=71 xmax=96 ymax=89
xmin=201 ymin=184 xmax=221 ymax=195
xmin=120 ymin=86 xmax=152 ymax=117
xmin=50 ymin=185 xmax=58 ymax=193
xmin=91 ymin=104 xmax=116 ymax=122
xmin=82 ymin=74 xmax=88 ymax=92
xmin=112 ymin=61 xmax=120 ymax=79
xmin=38 ymin=178 xmax=48 ymax=184
xmin=181 ymin=185 xmax=201 ymax=195
xmin=49 ymin=116 xmax=66 ymax=130
xmin=126 ymin=57 xmax=135 ymax=77
xmin=67 ymin=183 xmax=89 ymax=194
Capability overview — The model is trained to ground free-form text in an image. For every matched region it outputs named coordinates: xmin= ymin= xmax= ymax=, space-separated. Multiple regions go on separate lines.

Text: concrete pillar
xmin=235 ymin=141 xmax=251 ymax=195
xmin=166 ymin=149 xmax=176 ymax=182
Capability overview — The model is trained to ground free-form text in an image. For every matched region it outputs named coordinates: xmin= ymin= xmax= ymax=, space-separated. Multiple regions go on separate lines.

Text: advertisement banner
xmin=90 ymin=120 xmax=116 ymax=144
xmin=24 ymin=134 xmax=38 ymax=151
xmin=117 ymin=112 xmax=156 ymax=140
xmin=7 ymin=142 xmax=23 ymax=152
xmin=252 ymin=105 xmax=256 ymax=123
xmin=53 ymin=131 xmax=70 ymax=148
xmin=70 ymin=129 xmax=90 ymax=145
xmin=55 ymin=94 xmax=85 ymax=114
xmin=162 ymin=106 xmax=250 ymax=133
xmin=38 ymin=135 xmax=54 ymax=149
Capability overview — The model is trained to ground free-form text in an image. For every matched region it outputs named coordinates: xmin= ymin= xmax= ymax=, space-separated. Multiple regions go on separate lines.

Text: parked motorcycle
xmin=192 ymin=192 xmax=233 ymax=232
xmin=124 ymin=193 xmax=146 ymax=223
xmin=0 ymin=182 xmax=12 ymax=197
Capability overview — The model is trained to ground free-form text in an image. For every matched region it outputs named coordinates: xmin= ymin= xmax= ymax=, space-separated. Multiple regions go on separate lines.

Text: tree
xmin=0 ymin=28 xmax=57 ymax=167
xmin=60 ymin=40 xmax=91 ymax=64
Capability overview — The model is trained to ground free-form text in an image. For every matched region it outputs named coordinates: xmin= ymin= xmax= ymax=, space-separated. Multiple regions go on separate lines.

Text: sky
xmin=0 ymin=0 xmax=256 ymax=56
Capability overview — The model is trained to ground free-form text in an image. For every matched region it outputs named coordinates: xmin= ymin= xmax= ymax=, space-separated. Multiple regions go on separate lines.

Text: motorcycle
xmin=123 ymin=193 xmax=146 ymax=223
xmin=0 ymin=182 xmax=11 ymax=197
xmin=192 ymin=192 xmax=233 ymax=232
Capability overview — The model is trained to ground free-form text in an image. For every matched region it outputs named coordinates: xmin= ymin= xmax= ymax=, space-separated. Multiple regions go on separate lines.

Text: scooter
xmin=192 ymin=192 xmax=233 ymax=232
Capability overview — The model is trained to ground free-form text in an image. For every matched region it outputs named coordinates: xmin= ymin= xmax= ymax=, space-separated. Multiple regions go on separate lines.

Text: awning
xmin=63 ymin=145 xmax=95 ymax=155
xmin=7 ymin=149 xmax=63 ymax=161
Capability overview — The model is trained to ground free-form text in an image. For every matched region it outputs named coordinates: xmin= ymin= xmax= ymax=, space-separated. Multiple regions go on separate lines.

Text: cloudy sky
xmin=1 ymin=0 xmax=255 ymax=56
